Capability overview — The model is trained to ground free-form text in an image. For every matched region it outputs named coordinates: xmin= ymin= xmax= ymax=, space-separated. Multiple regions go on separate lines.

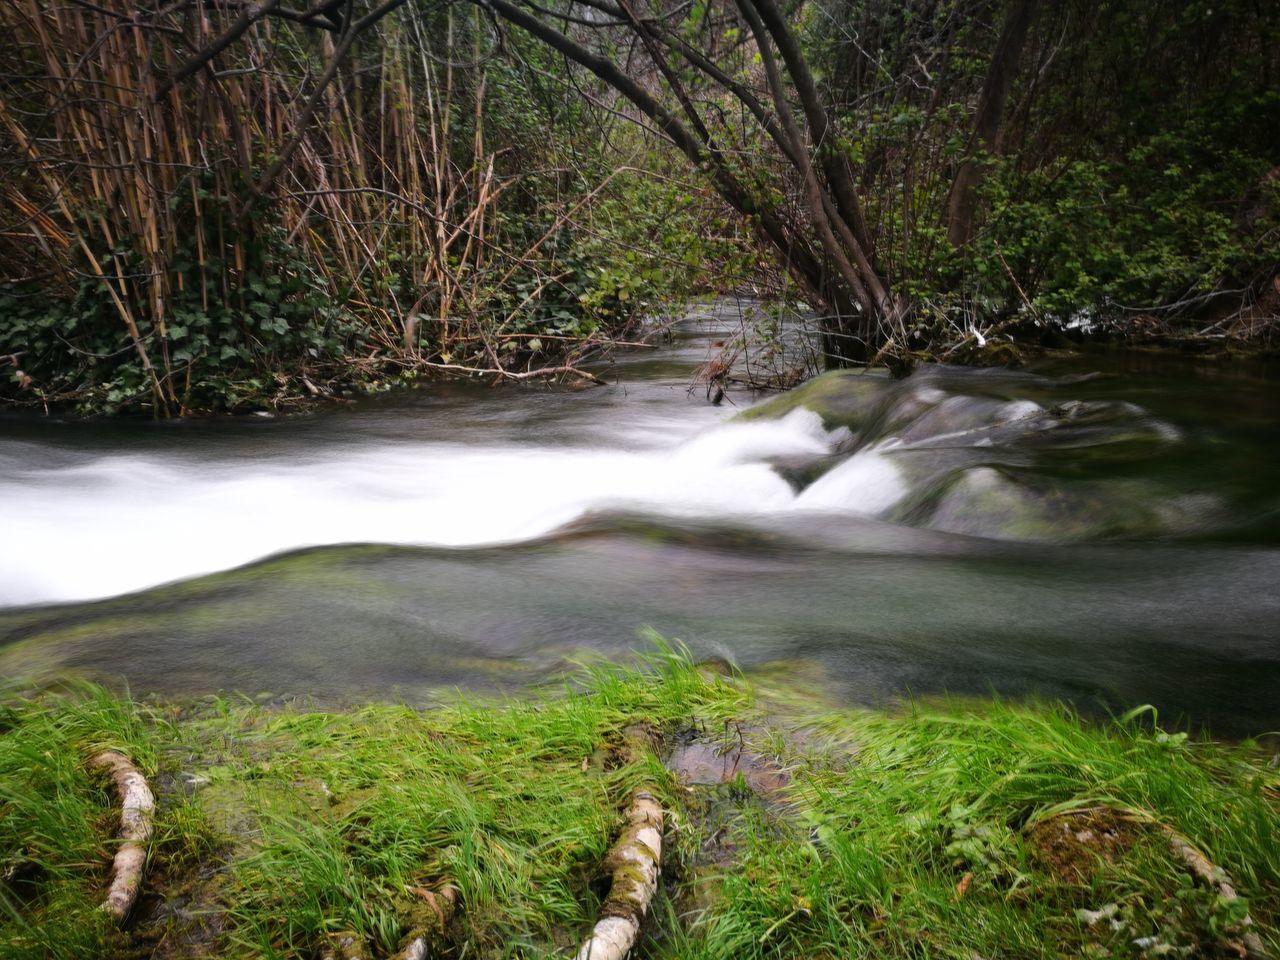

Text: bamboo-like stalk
xmin=0 ymin=0 xmax=642 ymax=411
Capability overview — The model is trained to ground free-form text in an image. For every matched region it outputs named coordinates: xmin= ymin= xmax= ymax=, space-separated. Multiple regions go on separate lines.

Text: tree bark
xmin=745 ymin=0 xmax=876 ymax=258
xmin=735 ymin=0 xmax=878 ymax=359
xmin=87 ymin=750 xmax=155 ymax=921
xmin=574 ymin=789 xmax=664 ymax=960
xmin=481 ymin=0 xmax=857 ymax=356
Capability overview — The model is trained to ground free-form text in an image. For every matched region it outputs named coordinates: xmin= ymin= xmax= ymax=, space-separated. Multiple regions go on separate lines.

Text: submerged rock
xmin=735 ymin=365 xmax=1202 ymax=542
xmin=904 ymin=467 xmax=1175 ymax=541
xmin=734 ymin=369 xmax=893 ymax=432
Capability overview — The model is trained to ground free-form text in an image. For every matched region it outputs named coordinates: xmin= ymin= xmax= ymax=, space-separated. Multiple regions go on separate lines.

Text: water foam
xmin=794 ymin=446 xmax=908 ymax=515
xmin=2 ymin=407 xmax=869 ymax=604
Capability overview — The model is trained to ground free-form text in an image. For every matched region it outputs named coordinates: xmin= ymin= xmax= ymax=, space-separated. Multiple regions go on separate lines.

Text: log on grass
xmin=1159 ymin=825 xmax=1267 ymax=959
xmin=87 ymin=750 xmax=155 ymax=920
xmin=575 ymin=789 xmax=665 ymax=960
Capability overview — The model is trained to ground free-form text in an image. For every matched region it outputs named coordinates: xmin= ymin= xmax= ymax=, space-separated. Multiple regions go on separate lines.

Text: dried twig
xmin=416 ymin=360 xmax=606 ymax=385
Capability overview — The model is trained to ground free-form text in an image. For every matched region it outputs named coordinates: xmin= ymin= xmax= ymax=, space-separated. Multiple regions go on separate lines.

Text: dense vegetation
xmin=3 ymin=5 xmax=1276 ymax=955
xmin=1 ymin=650 xmax=1276 ymax=958
xmin=1 ymin=0 xmax=1277 ymax=413
xmin=0 ymin=0 xmax=748 ymax=414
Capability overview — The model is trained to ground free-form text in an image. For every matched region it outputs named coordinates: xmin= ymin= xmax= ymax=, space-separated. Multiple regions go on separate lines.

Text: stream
xmin=3 ymin=302 xmax=1279 ymax=733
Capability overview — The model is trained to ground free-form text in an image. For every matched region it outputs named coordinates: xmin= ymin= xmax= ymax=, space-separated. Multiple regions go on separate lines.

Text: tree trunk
xmin=946 ymin=0 xmax=1040 ymax=247
xmin=481 ymin=0 xmax=884 ymax=364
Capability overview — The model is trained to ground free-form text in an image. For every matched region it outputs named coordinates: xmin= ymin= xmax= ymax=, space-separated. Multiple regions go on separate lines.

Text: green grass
xmin=673 ymin=701 xmax=1279 ymax=959
xmin=197 ymin=646 xmax=745 ymax=958
xmin=0 ymin=683 xmax=166 ymax=959
xmin=1 ymin=651 xmax=1276 ymax=960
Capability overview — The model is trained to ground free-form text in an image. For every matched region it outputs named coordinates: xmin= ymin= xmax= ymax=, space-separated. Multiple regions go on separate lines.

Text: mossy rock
xmin=910 ymin=467 xmax=1172 ymax=541
xmin=734 ymin=370 xmax=892 ymax=432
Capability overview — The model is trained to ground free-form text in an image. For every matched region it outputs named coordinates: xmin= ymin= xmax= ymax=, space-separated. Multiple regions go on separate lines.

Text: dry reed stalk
xmin=2 ymin=0 xmax=636 ymax=410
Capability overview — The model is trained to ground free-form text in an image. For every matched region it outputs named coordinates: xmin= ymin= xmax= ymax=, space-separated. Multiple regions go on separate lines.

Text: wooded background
xmin=2 ymin=0 xmax=1276 ymax=413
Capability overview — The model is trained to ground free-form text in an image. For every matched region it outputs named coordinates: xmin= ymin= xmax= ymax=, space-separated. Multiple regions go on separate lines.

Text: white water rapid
xmin=3 ymin=406 xmax=908 ymax=605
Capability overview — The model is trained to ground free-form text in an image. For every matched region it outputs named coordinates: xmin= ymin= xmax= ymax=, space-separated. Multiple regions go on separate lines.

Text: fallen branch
xmin=1033 ymin=806 xmax=1269 ymax=958
xmin=416 ymin=360 xmax=607 ymax=386
xmin=575 ymin=788 xmax=665 ymax=960
xmin=396 ymin=883 xmax=459 ymax=960
xmin=86 ymin=750 xmax=155 ymax=920
xmin=1157 ymin=824 xmax=1267 ymax=959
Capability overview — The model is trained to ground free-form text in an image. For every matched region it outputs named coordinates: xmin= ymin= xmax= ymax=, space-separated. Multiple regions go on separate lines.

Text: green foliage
xmin=0 ymin=184 xmax=358 ymax=415
xmin=570 ymin=169 xmax=754 ymax=323
xmin=802 ymin=0 xmax=1280 ymax=348
xmin=451 ymin=162 xmax=753 ymax=354
xmin=965 ymin=92 xmax=1280 ymax=320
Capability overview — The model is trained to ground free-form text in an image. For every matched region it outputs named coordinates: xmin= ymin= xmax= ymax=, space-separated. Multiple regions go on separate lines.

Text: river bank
xmin=6 ymin=307 xmax=1278 ymax=421
xmin=2 ymin=648 xmax=1276 ymax=960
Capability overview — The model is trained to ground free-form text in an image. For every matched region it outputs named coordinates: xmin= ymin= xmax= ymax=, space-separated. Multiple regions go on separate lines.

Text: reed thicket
xmin=0 ymin=0 xmax=740 ymax=414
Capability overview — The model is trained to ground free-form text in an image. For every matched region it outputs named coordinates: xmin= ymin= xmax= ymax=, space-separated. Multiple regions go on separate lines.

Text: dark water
xmin=3 ymin=303 xmax=1278 ymax=732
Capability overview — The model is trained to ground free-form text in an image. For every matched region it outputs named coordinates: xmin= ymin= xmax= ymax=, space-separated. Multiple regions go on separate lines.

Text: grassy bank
xmin=2 ymin=649 xmax=1276 ymax=959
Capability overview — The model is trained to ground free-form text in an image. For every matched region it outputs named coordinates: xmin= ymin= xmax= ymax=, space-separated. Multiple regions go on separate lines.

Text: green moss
xmin=674 ymin=699 xmax=1279 ymax=959
xmin=733 ymin=369 xmax=891 ymax=431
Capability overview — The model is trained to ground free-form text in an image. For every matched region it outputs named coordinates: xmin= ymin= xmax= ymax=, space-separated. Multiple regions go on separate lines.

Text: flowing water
xmin=3 ymin=303 xmax=1279 ymax=732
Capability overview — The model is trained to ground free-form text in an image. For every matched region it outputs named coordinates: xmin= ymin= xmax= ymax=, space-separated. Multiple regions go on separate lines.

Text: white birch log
xmin=1160 ymin=825 xmax=1267 ymax=959
xmin=87 ymin=750 xmax=155 ymax=921
xmin=575 ymin=789 xmax=664 ymax=960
